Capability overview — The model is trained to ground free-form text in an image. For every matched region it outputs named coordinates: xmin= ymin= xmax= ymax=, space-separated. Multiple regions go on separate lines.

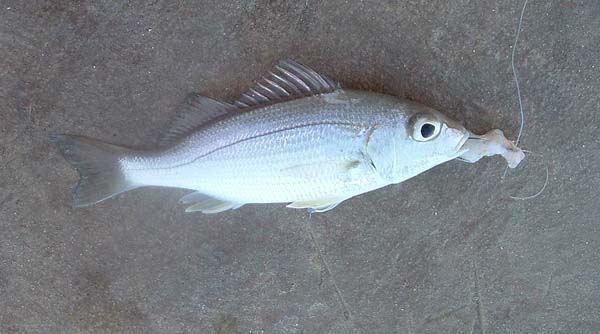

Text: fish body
xmin=122 ymin=90 xmax=467 ymax=208
xmin=53 ymin=60 xmax=519 ymax=213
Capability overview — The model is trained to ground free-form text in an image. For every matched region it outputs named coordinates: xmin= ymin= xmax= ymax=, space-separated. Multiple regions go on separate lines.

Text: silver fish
xmin=52 ymin=60 xmax=523 ymax=213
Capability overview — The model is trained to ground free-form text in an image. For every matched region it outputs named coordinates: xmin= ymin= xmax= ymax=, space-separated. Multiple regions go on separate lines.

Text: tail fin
xmin=51 ymin=134 xmax=139 ymax=207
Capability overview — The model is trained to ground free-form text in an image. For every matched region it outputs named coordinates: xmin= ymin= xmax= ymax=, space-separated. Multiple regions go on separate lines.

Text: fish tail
xmin=51 ymin=134 xmax=139 ymax=207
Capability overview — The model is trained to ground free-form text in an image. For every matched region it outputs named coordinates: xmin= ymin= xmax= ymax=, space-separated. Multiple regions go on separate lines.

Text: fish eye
xmin=410 ymin=113 xmax=442 ymax=142
xmin=420 ymin=123 xmax=436 ymax=138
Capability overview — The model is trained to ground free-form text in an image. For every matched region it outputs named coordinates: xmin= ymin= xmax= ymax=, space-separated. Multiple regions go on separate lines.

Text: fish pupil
xmin=421 ymin=123 xmax=436 ymax=138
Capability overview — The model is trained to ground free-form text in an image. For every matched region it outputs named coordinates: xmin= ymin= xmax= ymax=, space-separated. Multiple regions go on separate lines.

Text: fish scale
xmin=124 ymin=95 xmax=387 ymax=203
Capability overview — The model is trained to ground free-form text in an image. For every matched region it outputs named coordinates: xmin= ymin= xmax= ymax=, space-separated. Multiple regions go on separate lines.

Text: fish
xmin=52 ymin=59 xmax=524 ymax=214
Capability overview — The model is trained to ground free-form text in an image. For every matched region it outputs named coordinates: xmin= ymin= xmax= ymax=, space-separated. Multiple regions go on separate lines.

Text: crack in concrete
xmin=305 ymin=218 xmax=352 ymax=321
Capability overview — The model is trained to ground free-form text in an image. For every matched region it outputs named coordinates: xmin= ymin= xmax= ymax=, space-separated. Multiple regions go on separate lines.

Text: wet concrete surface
xmin=1 ymin=0 xmax=599 ymax=333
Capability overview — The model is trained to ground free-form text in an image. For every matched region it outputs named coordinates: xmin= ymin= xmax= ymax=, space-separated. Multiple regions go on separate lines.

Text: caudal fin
xmin=51 ymin=134 xmax=138 ymax=207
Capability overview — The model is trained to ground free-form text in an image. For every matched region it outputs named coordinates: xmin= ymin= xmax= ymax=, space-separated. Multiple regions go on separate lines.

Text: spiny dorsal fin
xmin=233 ymin=59 xmax=338 ymax=108
xmin=159 ymin=93 xmax=237 ymax=146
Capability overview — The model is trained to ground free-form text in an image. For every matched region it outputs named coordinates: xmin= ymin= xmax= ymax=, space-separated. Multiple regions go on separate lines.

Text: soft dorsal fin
xmin=159 ymin=93 xmax=237 ymax=146
xmin=233 ymin=59 xmax=338 ymax=108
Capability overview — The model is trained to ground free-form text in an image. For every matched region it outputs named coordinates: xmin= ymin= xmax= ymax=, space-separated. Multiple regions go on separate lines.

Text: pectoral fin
xmin=287 ymin=197 xmax=346 ymax=213
xmin=280 ymin=159 xmax=362 ymax=176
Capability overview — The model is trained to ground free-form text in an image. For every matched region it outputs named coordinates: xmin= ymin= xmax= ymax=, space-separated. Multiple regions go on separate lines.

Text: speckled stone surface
xmin=1 ymin=1 xmax=598 ymax=333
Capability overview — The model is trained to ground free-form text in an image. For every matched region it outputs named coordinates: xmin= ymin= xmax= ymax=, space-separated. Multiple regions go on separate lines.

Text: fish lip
xmin=455 ymin=131 xmax=471 ymax=153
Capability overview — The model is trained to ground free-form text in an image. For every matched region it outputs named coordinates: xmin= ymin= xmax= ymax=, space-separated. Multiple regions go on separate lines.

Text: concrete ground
xmin=1 ymin=0 xmax=599 ymax=333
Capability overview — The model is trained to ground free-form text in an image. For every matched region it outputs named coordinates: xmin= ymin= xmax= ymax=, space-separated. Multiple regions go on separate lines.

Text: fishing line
xmin=512 ymin=0 xmax=529 ymax=147
xmin=501 ymin=0 xmax=548 ymax=200
xmin=509 ymin=150 xmax=549 ymax=200
xmin=503 ymin=0 xmax=528 ymax=180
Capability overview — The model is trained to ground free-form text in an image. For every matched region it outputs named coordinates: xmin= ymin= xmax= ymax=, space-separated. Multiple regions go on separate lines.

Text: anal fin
xmin=287 ymin=197 xmax=346 ymax=213
xmin=179 ymin=192 xmax=243 ymax=214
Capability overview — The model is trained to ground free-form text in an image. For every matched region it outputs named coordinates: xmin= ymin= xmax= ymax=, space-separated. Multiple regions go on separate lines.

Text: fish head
xmin=386 ymin=108 xmax=470 ymax=183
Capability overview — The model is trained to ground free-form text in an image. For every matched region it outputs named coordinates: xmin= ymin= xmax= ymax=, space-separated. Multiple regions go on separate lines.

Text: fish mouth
xmin=455 ymin=132 xmax=485 ymax=160
xmin=456 ymin=132 xmax=471 ymax=153
xmin=449 ymin=125 xmax=473 ymax=154
xmin=445 ymin=123 xmax=476 ymax=156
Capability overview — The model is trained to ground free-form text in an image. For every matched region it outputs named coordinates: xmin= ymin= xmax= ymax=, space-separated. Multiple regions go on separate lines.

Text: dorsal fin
xmin=233 ymin=59 xmax=338 ymax=108
xmin=159 ymin=60 xmax=337 ymax=146
xmin=158 ymin=93 xmax=237 ymax=146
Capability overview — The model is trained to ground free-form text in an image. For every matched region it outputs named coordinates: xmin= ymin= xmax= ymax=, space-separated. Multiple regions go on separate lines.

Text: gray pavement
xmin=1 ymin=0 xmax=599 ymax=333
